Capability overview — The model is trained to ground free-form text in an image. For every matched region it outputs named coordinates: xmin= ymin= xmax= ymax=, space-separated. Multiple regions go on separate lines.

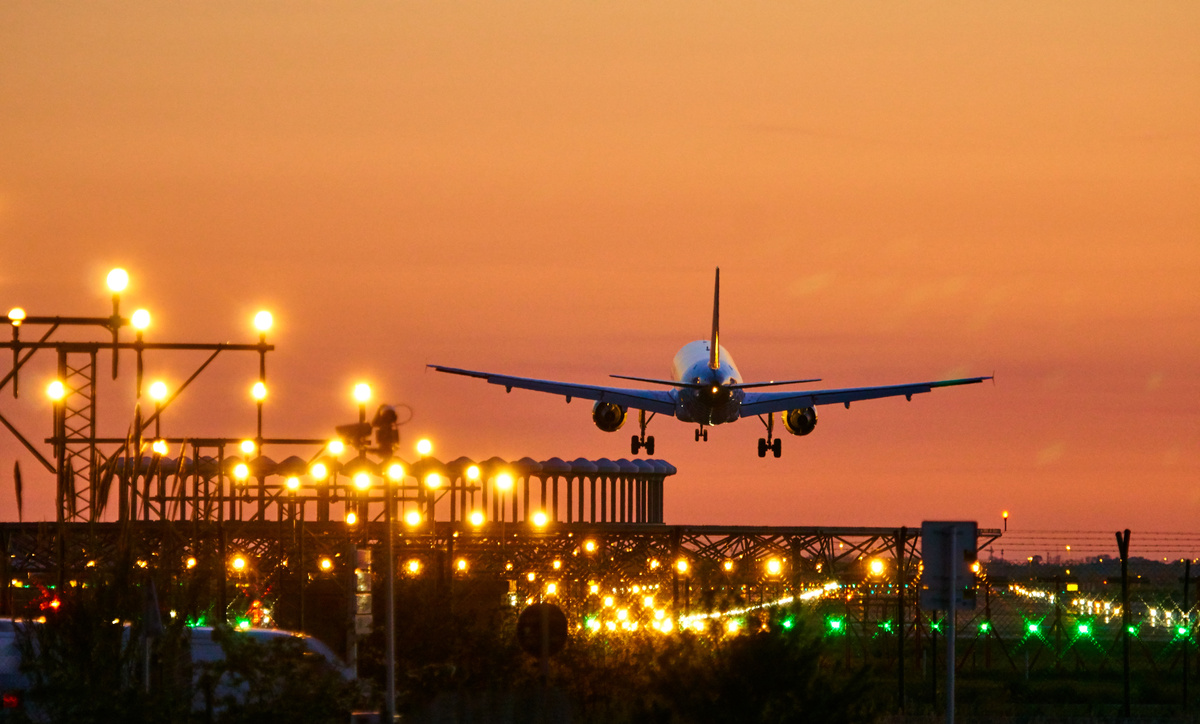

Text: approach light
xmin=251 ymin=382 xmax=267 ymax=401
xmin=149 ymin=380 xmax=168 ymax=402
xmin=47 ymin=380 xmax=66 ymax=401
xmin=309 ymin=462 xmax=329 ymax=480
xmin=285 ymin=476 xmax=300 ymax=491
xmin=726 ymin=620 xmax=740 ymax=634
xmin=466 ymin=465 xmax=480 ymax=481
xmin=387 ymin=463 xmax=404 ymax=482
xmin=151 ymin=439 xmax=168 ymax=456
xmin=233 ymin=463 xmax=249 ymax=481
xmin=185 ymin=556 xmax=197 ymax=569
xmin=767 ymin=558 xmax=782 ymax=576
xmin=8 ymin=308 xmax=25 ymax=326
xmin=353 ymin=383 xmax=371 ymax=404
xmin=583 ymin=540 xmax=597 ymax=553
xmin=230 ymin=556 xmax=247 ymax=572
xmin=1028 ymin=622 xmax=1040 ymax=634
xmin=253 ymin=311 xmax=273 ymax=333
xmin=546 ymin=583 xmax=558 ymax=596
xmin=869 ymin=558 xmax=885 ymax=576
xmin=424 ymin=473 xmax=441 ymax=489
xmin=345 ymin=512 xmax=358 ymax=526
xmin=328 ymin=439 xmax=345 ymax=455
xmin=532 ymin=511 xmax=548 ymax=528
xmin=468 ymin=510 xmax=485 ymax=526
xmin=131 ymin=308 xmax=151 ymax=331
xmin=1078 ymin=623 xmax=1090 ymax=636
xmin=240 ymin=439 xmax=256 ymax=455
xmin=496 ymin=472 xmax=514 ymax=491
xmin=106 ymin=268 xmax=129 ymax=293
xmin=319 ymin=557 xmax=333 ymax=571
xmin=353 ymin=472 xmax=371 ymax=491
xmin=407 ymin=560 xmax=421 ymax=575
xmin=405 ymin=510 xmax=422 ymax=527
xmin=416 ymin=438 xmax=432 ymax=456
xmin=675 ymin=559 xmax=689 ymax=575
xmin=723 ymin=559 xmax=734 ymax=572
xmin=456 ymin=558 xmax=468 ymax=572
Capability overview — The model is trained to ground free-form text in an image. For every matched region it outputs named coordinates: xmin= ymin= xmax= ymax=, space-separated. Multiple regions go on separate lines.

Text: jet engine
xmin=783 ymin=407 xmax=818 ymax=436
xmin=592 ymin=401 xmax=627 ymax=432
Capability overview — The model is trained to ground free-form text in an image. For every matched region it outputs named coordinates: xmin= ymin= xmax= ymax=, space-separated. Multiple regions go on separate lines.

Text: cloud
xmin=787 ymin=272 xmax=836 ymax=297
xmin=1036 ymin=442 xmax=1065 ymax=466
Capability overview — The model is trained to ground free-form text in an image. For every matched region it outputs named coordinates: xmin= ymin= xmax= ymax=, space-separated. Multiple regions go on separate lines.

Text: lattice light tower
xmin=3 ymin=268 xmax=273 ymax=523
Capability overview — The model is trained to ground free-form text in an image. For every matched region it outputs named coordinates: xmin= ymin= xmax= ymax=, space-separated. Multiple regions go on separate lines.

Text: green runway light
xmin=979 ymin=621 xmax=991 ymax=633
xmin=1127 ymin=625 xmax=1139 ymax=636
xmin=1077 ymin=623 xmax=1090 ymax=636
xmin=780 ymin=618 xmax=795 ymax=630
xmin=828 ymin=618 xmax=844 ymax=634
xmin=1178 ymin=626 xmax=1189 ymax=637
xmin=1027 ymin=623 xmax=1040 ymax=634
xmin=879 ymin=620 xmax=894 ymax=633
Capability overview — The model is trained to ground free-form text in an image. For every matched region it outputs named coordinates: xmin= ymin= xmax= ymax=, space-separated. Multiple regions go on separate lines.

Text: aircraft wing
xmin=739 ymin=376 xmax=991 ymax=417
xmin=428 ymin=365 xmax=678 ymax=415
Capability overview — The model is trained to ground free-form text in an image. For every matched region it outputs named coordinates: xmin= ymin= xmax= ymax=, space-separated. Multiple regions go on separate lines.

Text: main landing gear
xmin=694 ymin=426 xmax=708 ymax=442
xmin=757 ymin=412 xmax=782 ymax=458
xmin=631 ymin=410 xmax=656 ymax=455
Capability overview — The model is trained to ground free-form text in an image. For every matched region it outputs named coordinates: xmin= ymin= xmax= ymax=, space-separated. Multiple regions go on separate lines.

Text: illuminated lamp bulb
xmin=151 ymin=439 xmax=168 ymax=456
xmin=7 ymin=308 xmax=25 ymax=326
xmin=353 ymin=472 xmax=371 ymax=490
xmin=149 ymin=380 xmax=168 ymax=402
xmin=233 ymin=463 xmax=249 ymax=481
xmin=468 ymin=510 xmax=485 ymax=526
xmin=328 ymin=439 xmax=345 ymax=455
xmin=424 ymin=473 xmax=441 ymax=489
xmin=531 ymin=511 xmax=548 ymax=527
xmin=131 ymin=309 xmax=151 ymax=331
xmin=353 ymin=382 xmax=371 ymax=403
xmin=405 ymin=510 xmax=422 ymax=527
xmin=496 ymin=473 xmax=513 ymax=491
xmin=251 ymin=382 xmax=267 ymax=401
xmin=345 ymin=512 xmax=358 ymax=526
xmin=106 ymin=268 xmax=129 ymax=293
xmin=466 ymin=464 xmax=480 ymax=481
xmin=46 ymin=380 xmax=66 ymax=401
xmin=286 ymin=476 xmax=300 ymax=491
xmin=387 ymin=463 xmax=404 ymax=482
xmin=253 ymin=311 xmax=273 ymax=333
xmin=319 ymin=557 xmax=333 ymax=571
xmin=416 ymin=438 xmax=432 ymax=456
xmin=240 ymin=439 xmax=256 ymax=455
xmin=309 ymin=462 xmax=329 ymax=480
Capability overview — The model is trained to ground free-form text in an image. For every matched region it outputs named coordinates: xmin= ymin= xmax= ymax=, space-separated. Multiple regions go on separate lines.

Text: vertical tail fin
xmin=709 ymin=268 xmax=720 ymax=370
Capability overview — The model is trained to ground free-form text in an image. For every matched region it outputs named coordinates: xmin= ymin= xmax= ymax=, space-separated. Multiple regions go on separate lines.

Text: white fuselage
xmin=670 ymin=340 xmax=745 ymax=425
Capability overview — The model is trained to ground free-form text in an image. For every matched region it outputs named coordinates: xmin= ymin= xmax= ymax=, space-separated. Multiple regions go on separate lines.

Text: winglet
xmin=709 ymin=268 xmax=720 ymax=370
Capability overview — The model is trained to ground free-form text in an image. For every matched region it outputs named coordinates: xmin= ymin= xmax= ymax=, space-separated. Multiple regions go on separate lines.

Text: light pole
xmin=497 ymin=472 xmax=514 ymax=559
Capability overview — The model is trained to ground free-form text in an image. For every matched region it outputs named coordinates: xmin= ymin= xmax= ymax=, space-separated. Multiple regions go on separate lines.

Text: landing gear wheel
xmin=772 ymin=438 xmax=782 ymax=458
xmin=702 ymin=429 xmax=708 ymax=441
xmin=645 ymin=436 xmax=655 ymax=455
xmin=631 ymin=435 xmax=642 ymax=455
xmin=757 ymin=438 xmax=767 ymax=457
xmin=695 ymin=429 xmax=701 ymax=442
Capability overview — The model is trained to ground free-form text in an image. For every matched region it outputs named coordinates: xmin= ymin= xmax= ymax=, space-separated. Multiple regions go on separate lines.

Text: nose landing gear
xmin=630 ymin=410 xmax=656 ymax=455
xmin=757 ymin=412 xmax=782 ymax=458
xmin=694 ymin=426 xmax=708 ymax=442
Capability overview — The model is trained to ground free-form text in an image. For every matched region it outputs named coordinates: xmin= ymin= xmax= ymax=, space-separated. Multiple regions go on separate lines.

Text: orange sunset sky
xmin=1 ymin=2 xmax=1197 ymax=536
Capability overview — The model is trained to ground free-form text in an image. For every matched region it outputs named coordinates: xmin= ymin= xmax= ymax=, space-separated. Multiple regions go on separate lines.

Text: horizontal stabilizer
xmin=729 ymin=378 xmax=822 ymax=390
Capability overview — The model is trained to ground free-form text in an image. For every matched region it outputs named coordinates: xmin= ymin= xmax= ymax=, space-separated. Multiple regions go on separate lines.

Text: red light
xmin=49 ymin=599 xmax=61 ymax=610
xmin=2 ymin=691 xmax=21 ymax=708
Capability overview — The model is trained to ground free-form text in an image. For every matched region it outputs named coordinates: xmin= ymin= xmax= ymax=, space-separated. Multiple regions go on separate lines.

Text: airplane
xmin=430 ymin=269 xmax=991 ymax=458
